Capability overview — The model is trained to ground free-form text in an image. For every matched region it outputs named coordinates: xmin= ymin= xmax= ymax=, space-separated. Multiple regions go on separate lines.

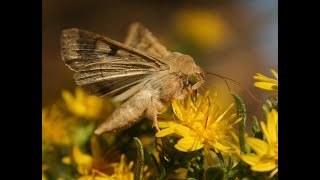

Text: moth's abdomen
xmin=94 ymin=89 xmax=152 ymax=134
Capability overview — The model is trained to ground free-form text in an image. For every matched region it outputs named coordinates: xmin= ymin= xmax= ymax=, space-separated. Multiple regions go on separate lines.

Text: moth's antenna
xmin=206 ymin=72 xmax=261 ymax=103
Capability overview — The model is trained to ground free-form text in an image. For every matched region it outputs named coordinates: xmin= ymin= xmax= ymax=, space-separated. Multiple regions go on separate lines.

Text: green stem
xmin=231 ymin=93 xmax=248 ymax=153
xmin=134 ymin=137 xmax=144 ymax=180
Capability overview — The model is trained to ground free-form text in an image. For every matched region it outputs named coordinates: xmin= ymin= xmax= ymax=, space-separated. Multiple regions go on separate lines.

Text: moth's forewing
xmin=61 ymin=28 xmax=169 ymax=100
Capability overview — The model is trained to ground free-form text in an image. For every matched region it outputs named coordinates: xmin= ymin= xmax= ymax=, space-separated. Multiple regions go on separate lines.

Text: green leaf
xmin=134 ymin=137 xmax=144 ymax=180
xmin=205 ymin=167 xmax=225 ymax=180
xmin=231 ymin=93 xmax=248 ymax=153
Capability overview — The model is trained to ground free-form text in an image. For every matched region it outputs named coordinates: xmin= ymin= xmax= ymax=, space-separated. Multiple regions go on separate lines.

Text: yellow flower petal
xmin=261 ymin=109 xmax=278 ymax=145
xmin=61 ymin=90 xmax=73 ymax=104
xmin=156 ymin=128 xmax=175 ymax=137
xmin=251 ymin=160 xmax=277 ymax=172
xmin=172 ymin=100 xmax=184 ymax=121
xmin=260 ymin=122 xmax=271 ymax=145
xmin=212 ymin=141 xmax=232 ymax=153
xmin=73 ymin=146 xmax=93 ymax=169
xmin=232 ymin=118 xmax=242 ymax=126
xmin=246 ymin=137 xmax=268 ymax=156
xmin=241 ymin=153 xmax=260 ymax=166
xmin=254 ymin=82 xmax=277 ymax=91
xmin=174 ymin=124 xmax=191 ymax=137
xmin=175 ymin=137 xmax=204 ymax=152
xmin=215 ymin=103 xmax=234 ymax=123
xmin=158 ymin=121 xmax=170 ymax=128
xmin=270 ymin=69 xmax=278 ymax=80
xmin=253 ymin=74 xmax=278 ymax=84
xmin=268 ymin=109 xmax=278 ymax=143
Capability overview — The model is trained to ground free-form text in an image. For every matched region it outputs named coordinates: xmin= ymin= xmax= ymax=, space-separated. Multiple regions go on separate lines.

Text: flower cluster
xmin=43 ymin=68 xmax=278 ymax=179
xmin=239 ymin=68 xmax=278 ymax=178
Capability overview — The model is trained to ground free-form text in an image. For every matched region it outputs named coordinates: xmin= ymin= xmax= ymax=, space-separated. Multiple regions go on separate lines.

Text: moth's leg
xmin=148 ymin=97 xmax=165 ymax=132
xmin=152 ymin=112 xmax=160 ymax=132
xmin=151 ymin=98 xmax=160 ymax=132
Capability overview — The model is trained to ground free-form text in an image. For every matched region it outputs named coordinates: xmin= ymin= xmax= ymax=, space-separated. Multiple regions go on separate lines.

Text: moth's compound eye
xmin=188 ymin=74 xmax=198 ymax=85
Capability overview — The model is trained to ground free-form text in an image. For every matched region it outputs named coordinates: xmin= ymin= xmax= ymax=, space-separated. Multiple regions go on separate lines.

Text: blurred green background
xmin=42 ymin=0 xmax=277 ymax=117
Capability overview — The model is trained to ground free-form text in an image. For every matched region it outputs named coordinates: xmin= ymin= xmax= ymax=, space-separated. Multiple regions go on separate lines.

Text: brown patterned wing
xmin=61 ymin=28 xmax=169 ymax=99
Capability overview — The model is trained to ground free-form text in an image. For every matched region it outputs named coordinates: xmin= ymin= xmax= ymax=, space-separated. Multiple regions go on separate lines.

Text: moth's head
xmin=188 ymin=65 xmax=205 ymax=90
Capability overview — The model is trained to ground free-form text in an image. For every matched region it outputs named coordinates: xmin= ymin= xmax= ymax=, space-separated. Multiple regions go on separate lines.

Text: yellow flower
xmin=62 ymin=87 xmax=105 ymax=120
xmin=63 ymin=145 xmax=110 ymax=179
xmin=63 ymin=136 xmax=150 ymax=179
xmin=72 ymin=150 xmax=146 ymax=180
xmin=156 ymin=91 xmax=240 ymax=153
xmin=42 ymin=106 xmax=72 ymax=145
xmin=73 ymin=146 xmax=94 ymax=175
xmin=62 ymin=136 xmax=112 ymax=178
xmin=109 ymin=154 xmax=134 ymax=180
xmin=109 ymin=154 xmax=151 ymax=180
xmin=253 ymin=69 xmax=278 ymax=94
xmin=77 ymin=154 xmax=150 ymax=180
xmin=173 ymin=8 xmax=230 ymax=49
xmin=241 ymin=109 xmax=278 ymax=176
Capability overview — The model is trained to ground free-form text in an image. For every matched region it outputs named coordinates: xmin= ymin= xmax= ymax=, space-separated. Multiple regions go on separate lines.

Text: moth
xmin=61 ymin=22 xmax=205 ymax=135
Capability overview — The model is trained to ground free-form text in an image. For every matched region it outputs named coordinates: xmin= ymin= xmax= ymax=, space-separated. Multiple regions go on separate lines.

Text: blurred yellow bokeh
xmin=173 ymin=8 xmax=230 ymax=49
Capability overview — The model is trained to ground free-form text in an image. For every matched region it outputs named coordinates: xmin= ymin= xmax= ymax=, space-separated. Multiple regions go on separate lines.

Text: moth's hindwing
xmin=124 ymin=22 xmax=171 ymax=59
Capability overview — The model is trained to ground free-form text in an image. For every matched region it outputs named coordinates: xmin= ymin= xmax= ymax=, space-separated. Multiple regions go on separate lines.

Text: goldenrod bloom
xmin=42 ymin=106 xmax=72 ymax=145
xmin=77 ymin=154 xmax=150 ymax=180
xmin=241 ymin=109 xmax=278 ymax=176
xmin=62 ymin=136 xmax=111 ymax=178
xmin=63 ymin=136 xmax=150 ymax=180
xmin=62 ymin=87 xmax=105 ymax=120
xmin=253 ymin=69 xmax=278 ymax=94
xmin=156 ymin=91 xmax=240 ymax=153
